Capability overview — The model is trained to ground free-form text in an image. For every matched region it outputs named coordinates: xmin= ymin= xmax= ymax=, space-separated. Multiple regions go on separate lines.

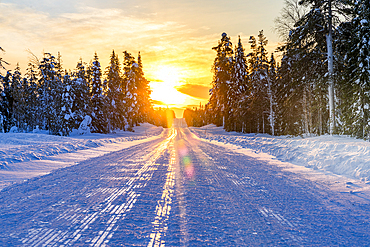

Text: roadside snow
xmin=190 ymin=124 xmax=370 ymax=182
xmin=0 ymin=123 xmax=163 ymax=190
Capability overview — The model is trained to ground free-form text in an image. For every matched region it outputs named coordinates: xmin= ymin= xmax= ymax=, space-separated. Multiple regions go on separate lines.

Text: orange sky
xmin=0 ymin=0 xmax=285 ymax=117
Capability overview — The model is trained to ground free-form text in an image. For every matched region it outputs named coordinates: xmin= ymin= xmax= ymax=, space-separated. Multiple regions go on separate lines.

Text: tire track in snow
xmin=213 ymin=150 xmax=305 ymax=246
xmin=147 ymin=138 xmax=176 ymax=247
xmin=19 ymin=129 xmax=177 ymax=247
xmin=180 ymin=127 xmax=306 ymax=246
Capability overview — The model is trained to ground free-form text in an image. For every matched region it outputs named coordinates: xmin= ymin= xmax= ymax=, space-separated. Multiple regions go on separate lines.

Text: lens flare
xmin=178 ymin=139 xmax=194 ymax=179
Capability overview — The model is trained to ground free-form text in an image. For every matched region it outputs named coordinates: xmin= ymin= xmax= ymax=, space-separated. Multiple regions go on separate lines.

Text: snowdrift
xmin=190 ymin=124 xmax=370 ymax=181
xmin=0 ymin=123 xmax=163 ymax=169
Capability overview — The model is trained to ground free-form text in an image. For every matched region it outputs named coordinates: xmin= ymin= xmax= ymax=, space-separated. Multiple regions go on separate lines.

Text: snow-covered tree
xmin=297 ymin=0 xmax=351 ymax=134
xmin=60 ymin=72 xmax=74 ymax=136
xmin=337 ymin=0 xmax=370 ymax=138
xmin=230 ymin=36 xmax=249 ymax=132
xmin=209 ymin=32 xmax=233 ymax=127
xmin=0 ymin=72 xmax=14 ymax=132
xmin=105 ymin=50 xmax=126 ymax=132
xmin=248 ymin=30 xmax=270 ymax=133
xmin=90 ymin=53 xmax=108 ymax=133
xmin=24 ymin=62 xmax=39 ymax=131
xmin=122 ymin=51 xmax=138 ymax=130
xmin=135 ymin=52 xmax=152 ymax=124
xmin=38 ymin=53 xmax=58 ymax=133
xmin=267 ymin=54 xmax=277 ymax=136
xmin=11 ymin=64 xmax=24 ymax=131
xmin=72 ymin=60 xmax=91 ymax=128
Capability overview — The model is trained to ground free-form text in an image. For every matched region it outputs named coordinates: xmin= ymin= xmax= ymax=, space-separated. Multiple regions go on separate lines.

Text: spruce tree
xmin=122 ymin=51 xmax=138 ymax=130
xmin=38 ymin=53 xmax=58 ymax=133
xmin=11 ymin=64 xmax=23 ymax=131
xmin=248 ymin=30 xmax=270 ymax=133
xmin=231 ymin=36 xmax=249 ymax=132
xmin=106 ymin=50 xmax=126 ymax=132
xmin=49 ymin=53 xmax=64 ymax=135
xmin=72 ymin=60 xmax=91 ymax=128
xmin=209 ymin=32 xmax=233 ymax=127
xmin=24 ymin=62 xmax=39 ymax=131
xmin=267 ymin=54 xmax=277 ymax=135
xmin=60 ymin=71 xmax=74 ymax=136
xmin=136 ymin=52 xmax=151 ymax=124
xmin=340 ymin=0 xmax=370 ymax=138
xmin=0 ymin=72 xmax=14 ymax=132
xmin=90 ymin=53 xmax=108 ymax=133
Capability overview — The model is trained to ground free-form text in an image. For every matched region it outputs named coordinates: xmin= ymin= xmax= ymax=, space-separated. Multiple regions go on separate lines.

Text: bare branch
xmin=274 ymin=0 xmax=309 ymax=41
xmin=26 ymin=49 xmax=40 ymax=67
xmin=0 ymin=47 xmax=9 ymax=71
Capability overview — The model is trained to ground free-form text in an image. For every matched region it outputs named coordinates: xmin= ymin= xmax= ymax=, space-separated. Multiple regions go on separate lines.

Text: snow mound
xmin=191 ymin=125 xmax=370 ymax=181
xmin=0 ymin=123 xmax=163 ymax=169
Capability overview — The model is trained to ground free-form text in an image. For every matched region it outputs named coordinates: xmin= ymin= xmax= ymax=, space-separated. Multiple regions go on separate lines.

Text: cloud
xmin=176 ymin=84 xmax=210 ymax=100
xmin=0 ymin=1 xmax=283 ymax=110
xmin=151 ymin=99 xmax=166 ymax=106
xmin=0 ymin=3 xmax=208 ymax=66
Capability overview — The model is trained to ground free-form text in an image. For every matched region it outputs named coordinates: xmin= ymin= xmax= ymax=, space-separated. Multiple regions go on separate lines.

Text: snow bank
xmin=0 ymin=123 xmax=163 ymax=169
xmin=190 ymin=124 xmax=370 ymax=181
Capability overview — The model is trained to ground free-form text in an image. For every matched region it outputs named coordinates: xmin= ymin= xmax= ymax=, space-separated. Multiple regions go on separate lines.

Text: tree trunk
xmin=303 ymin=88 xmax=309 ymax=135
xmin=327 ymin=0 xmax=335 ymax=135
xmin=268 ymin=78 xmax=275 ymax=136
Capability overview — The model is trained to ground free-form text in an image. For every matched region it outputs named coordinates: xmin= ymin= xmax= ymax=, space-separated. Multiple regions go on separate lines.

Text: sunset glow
xmin=0 ymin=0 xmax=285 ymax=113
xmin=149 ymin=66 xmax=187 ymax=106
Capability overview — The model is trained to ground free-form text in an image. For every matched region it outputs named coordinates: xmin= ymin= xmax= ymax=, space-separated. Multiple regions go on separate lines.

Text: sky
xmin=0 ymin=0 xmax=285 ymax=117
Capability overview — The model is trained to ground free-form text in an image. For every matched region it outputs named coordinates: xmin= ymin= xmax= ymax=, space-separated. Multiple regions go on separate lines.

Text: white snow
xmin=78 ymin=115 xmax=92 ymax=135
xmin=190 ymin=124 xmax=370 ymax=182
xmin=0 ymin=123 xmax=163 ymax=190
xmin=3 ymin=122 xmax=370 ymax=191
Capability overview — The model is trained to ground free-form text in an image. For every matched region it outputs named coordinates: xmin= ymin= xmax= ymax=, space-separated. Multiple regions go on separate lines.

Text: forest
xmin=0 ymin=49 xmax=175 ymax=135
xmin=1 ymin=0 xmax=370 ymax=139
xmin=185 ymin=0 xmax=370 ymax=139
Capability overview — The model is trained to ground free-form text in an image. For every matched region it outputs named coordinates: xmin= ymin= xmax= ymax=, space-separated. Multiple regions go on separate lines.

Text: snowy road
xmin=1 ymin=126 xmax=370 ymax=246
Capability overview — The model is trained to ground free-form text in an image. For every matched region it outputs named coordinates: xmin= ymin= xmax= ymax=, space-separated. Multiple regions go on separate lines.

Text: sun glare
xmin=149 ymin=66 xmax=187 ymax=106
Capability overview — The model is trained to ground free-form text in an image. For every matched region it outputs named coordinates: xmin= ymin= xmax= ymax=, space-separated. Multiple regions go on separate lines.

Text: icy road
xmin=1 ymin=125 xmax=370 ymax=246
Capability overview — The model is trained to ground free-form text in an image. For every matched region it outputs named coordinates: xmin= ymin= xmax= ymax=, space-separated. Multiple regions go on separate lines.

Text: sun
xmin=149 ymin=66 xmax=187 ymax=106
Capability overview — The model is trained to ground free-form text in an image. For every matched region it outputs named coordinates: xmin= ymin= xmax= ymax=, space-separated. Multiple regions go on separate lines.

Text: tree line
xmin=0 ymin=50 xmax=174 ymax=135
xmin=185 ymin=0 xmax=370 ymax=139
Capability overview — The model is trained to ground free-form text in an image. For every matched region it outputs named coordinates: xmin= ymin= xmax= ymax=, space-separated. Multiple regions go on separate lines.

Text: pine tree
xmin=248 ymin=30 xmax=270 ymax=133
xmin=90 ymin=53 xmax=108 ymax=133
xmin=136 ymin=52 xmax=152 ymax=124
xmin=339 ymin=0 xmax=370 ymax=138
xmin=24 ymin=62 xmax=39 ymax=131
xmin=209 ymin=32 xmax=233 ymax=127
xmin=106 ymin=50 xmax=126 ymax=132
xmin=49 ymin=53 xmax=64 ymax=135
xmin=231 ymin=36 xmax=249 ymax=132
xmin=123 ymin=51 xmax=138 ymax=130
xmin=72 ymin=59 xmax=91 ymax=128
xmin=11 ymin=64 xmax=24 ymax=131
xmin=267 ymin=54 xmax=277 ymax=135
xmin=60 ymin=72 xmax=74 ymax=136
xmin=38 ymin=53 xmax=58 ymax=133
xmin=0 ymin=72 xmax=14 ymax=132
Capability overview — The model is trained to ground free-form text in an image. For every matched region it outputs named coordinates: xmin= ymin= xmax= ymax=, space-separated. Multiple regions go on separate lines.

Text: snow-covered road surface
xmin=1 ymin=125 xmax=370 ymax=246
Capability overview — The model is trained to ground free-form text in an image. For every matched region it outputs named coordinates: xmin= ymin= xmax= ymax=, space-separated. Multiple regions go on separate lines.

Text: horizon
xmin=0 ymin=0 xmax=285 ymax=116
